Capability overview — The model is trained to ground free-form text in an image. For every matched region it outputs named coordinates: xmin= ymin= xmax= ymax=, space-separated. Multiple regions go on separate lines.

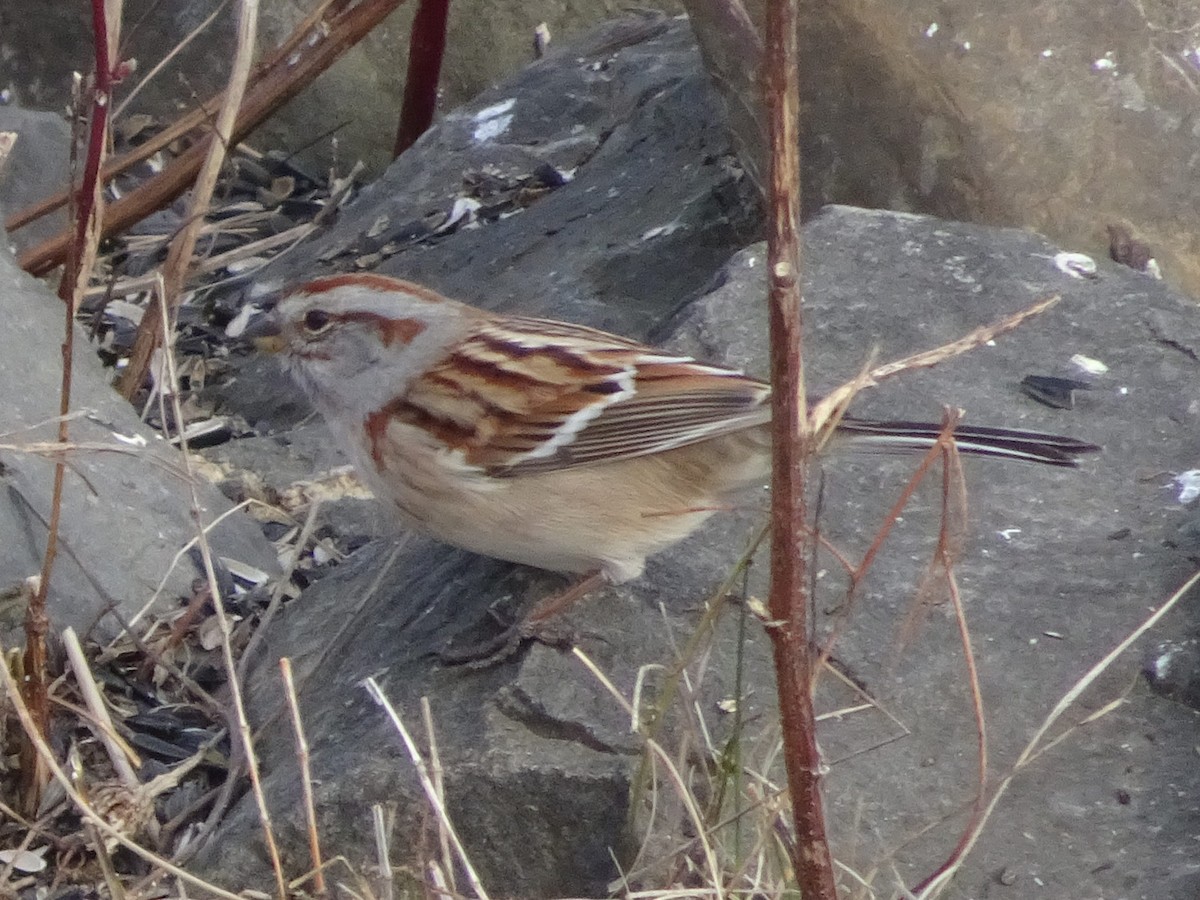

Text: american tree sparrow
xmin=249 ymin=273 xmax=1098 ymax=596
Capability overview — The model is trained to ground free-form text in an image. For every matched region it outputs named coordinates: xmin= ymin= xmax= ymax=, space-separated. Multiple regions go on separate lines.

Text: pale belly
xmin=345 ymin=417 xmax=768 ymax=582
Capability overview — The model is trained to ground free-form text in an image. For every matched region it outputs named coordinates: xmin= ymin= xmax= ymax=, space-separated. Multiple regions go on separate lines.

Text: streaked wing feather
xmin=382 ymin=312 xmax=1098 ymax=476
xmin=392 ymin=316 xmax=771 ymax=477
xmin=495 ymin=360 xmax=771 ymax=475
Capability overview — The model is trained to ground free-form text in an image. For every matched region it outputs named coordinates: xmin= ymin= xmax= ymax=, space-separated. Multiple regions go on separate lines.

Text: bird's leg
xmin=522 ymin=570 xmax=607 ymax=628
xmin=439 ymin=570 xmax=607 ymax=667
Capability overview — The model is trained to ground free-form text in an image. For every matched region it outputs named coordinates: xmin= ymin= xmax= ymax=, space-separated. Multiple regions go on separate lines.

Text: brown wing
xmin=384 ymin=316 xmax=771 ymax=476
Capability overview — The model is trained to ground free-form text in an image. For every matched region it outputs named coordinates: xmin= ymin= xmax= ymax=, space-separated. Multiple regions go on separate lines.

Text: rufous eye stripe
xmin=335 ymin=311 xmax=425 ymax=346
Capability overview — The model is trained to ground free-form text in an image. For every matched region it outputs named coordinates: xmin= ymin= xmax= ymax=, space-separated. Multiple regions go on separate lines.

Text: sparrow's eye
xmin=302 ymin=309 xmax=332 ymax=335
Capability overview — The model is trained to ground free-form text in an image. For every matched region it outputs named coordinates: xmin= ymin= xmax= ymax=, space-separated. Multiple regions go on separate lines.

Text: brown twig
xmin=117 ymin=0 xmax=260 ymax=400
xmin=3 ymin=0 xmax=348 ymax=240
xmin=894 ymin=411 xmax=969 ymax=652
xmin=907 ymin=428 xmax=990 ymax=895
xmin=394 ymin=0 xmax=451 ymax=157
xmin=808 ymin=294 xmax=1062 ymax=435
xmin=811 ymin=430 xmax=948 ymax=690
xmin=148 ymin=230 xmax=288 ymax=897
xmin=15 ymin=0 xmax=407 ymax=280
xmin=15 ymin=575 xmax=47 ymax=814
xmin=762 ymin=0 xmax=837 ymax=894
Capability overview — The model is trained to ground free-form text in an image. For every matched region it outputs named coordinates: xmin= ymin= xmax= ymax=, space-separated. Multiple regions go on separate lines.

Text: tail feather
xmin=835 ymin=418 xmax=1101 ymax=468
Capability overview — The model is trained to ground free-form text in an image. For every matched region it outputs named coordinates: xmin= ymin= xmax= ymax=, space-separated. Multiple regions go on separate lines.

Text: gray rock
xmin=0 ymin=0 xmax=681 ymax=176
xmin=0 ymin=106 xmax=70 ymax=254
xmin=0 ymin=241 xmax=278 ymax=643
xmin=698 ymin=0 xmax=1200 ymax=296
xmin=252 ymin=16 xmax=761 ymax=332
xmin=194 ymin=19 xmax=1200 ymax=900
xmin=0 ymin=0 xmax=234 ymax=137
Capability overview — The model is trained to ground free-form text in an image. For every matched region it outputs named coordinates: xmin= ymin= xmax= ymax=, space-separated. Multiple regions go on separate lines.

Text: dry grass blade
xmin=364 ymin=679 xmax=490 ymax=899
xmin=572 ymin=648 xmax=726 ymax=898
xmin=911 ymin=570 xmax=1200 ymax=898
xmin=119 ymin=0 xmax=261 ymax=398
xmin=372 ymin=804 xmax=395 ymax=900
xmin=897 ymin=421 xmax=990 ymax=894
xmin=628 ymin=523 xmax=768 ymax=835
xmin=235 ymin=499 xmax=321 ymax=684
xmin=250 ymin=541 xmax=404 ymax=738
xmin=892 ymin=410 xmax=968 ymax=653
xmin=812 ymin=414 xmax=962 ymax=682
xmin=147 ymin=275 xmax=287 ymax=897
xmin=421 ymin=696 xmax=456 ymax=897
xmin=82 ymin=221 xmax=317 ymax=300
xmin=108 ymin=496 xmax=257 ymax=637
xmin=62 ymin=627 xmax=140 ymax=789
xmin=0 ymin=654 xmax=244 ymax=899
xmin=809 ymin=294 xmax=1062 ymax=433
xmin=281 ymin=657 xmax=326 ymax=895
xmin=0 ymin=132 xmax=16 ymax=171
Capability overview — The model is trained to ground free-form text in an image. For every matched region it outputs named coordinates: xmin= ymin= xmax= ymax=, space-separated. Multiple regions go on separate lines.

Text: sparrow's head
xmin=244 ymin=273 xmax=477 ymax=415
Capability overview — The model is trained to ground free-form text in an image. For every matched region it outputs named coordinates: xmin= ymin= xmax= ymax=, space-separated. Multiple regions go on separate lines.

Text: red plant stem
xmin=763 ymin=0 xmax=838 ymax=895
xmin=60 ymin=3 xmax=113 ymax=303
xmin=23 ymin=0 xmax=118 ymax=809
xmin=394 ymin=0 xmax=451 ymax=156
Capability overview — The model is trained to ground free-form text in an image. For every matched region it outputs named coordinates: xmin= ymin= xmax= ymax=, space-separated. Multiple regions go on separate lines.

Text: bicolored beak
xmin=235 ymin=307 xmax=286 ymax=354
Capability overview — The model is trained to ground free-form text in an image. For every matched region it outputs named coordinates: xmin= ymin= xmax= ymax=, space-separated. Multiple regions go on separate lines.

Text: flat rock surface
xmin=204 ymin=213 xmax=1200 ymax=898
xmin=0 ymin=243 xmax=278 ymax=642
xmin=670 ymin=212 xmax=1200 ymax=898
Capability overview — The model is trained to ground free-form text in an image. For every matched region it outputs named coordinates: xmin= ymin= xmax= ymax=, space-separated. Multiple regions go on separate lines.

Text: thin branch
xmin=281 ymin=658 xmax=326 ymax=896
xmin=394 ymin=0 xmax=451 ymax=156
xmin=24 ymin=0 xmax=125 ymax=813
xmin=3 ymin=0 xmax=349 ymax=239
xmin=762 ymin=0 xmax=837 ymax=893
xmin=63 ymin=626 xmax=140 ymax=790
xmin=809 ymin=295 xmax=1061 ymax=434
xmin=150 ymin=273 xmax=288 ymax=898
xmin=15 ymin=0 xmax=407 ymax=278
xmin=912 ymin=567 xmax=1200 ymax=898
xmin=117 ymin=0 xmax=260 ymax=398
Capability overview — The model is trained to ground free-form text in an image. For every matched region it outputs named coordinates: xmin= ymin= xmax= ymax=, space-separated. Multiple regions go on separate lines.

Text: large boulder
xmin=192 ymin=18 xmax=1200 ymax=899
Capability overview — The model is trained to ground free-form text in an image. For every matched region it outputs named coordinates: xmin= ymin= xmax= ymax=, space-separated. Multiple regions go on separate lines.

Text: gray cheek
xmin=283 ymin=360 xmax=321 ymax=402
